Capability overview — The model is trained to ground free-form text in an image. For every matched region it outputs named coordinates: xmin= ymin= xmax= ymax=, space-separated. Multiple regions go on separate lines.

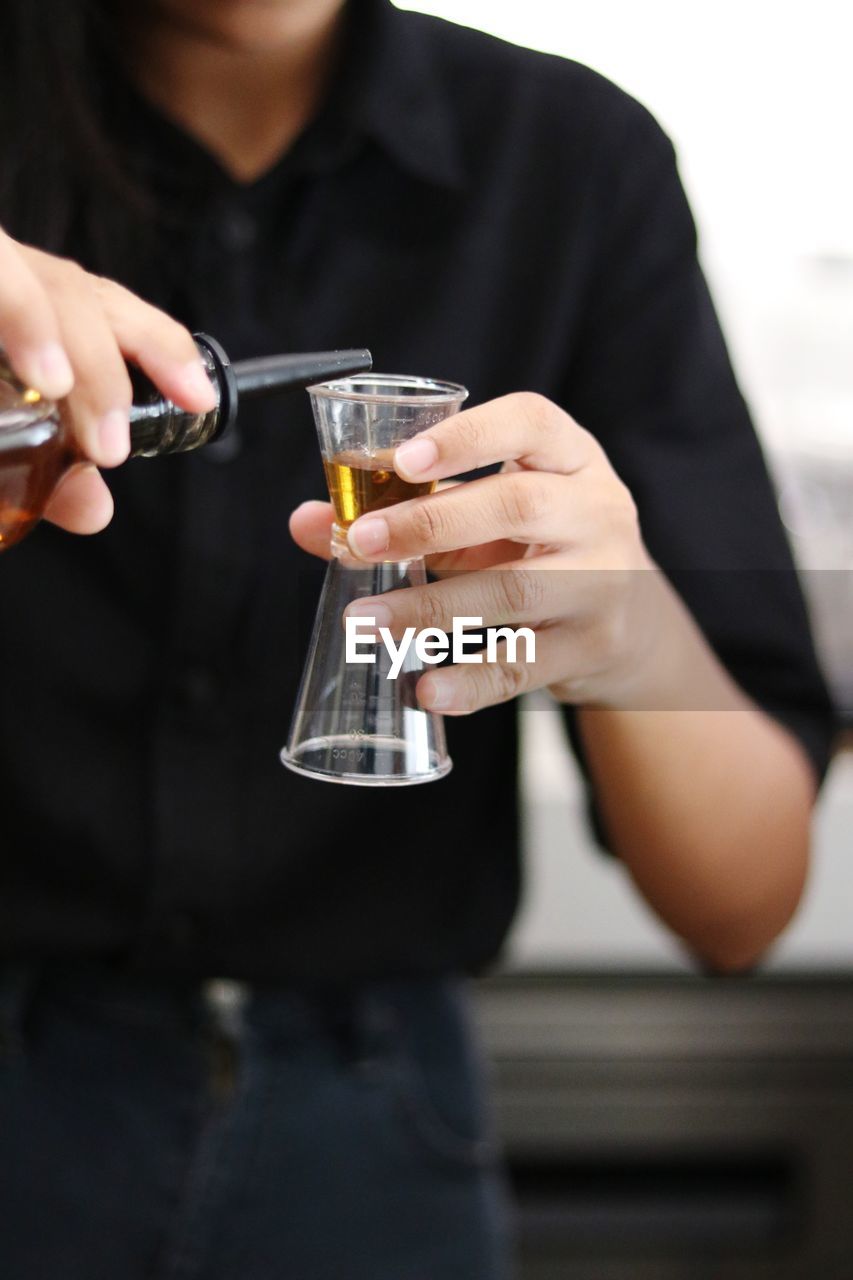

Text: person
xmin=0 ymin=1 xmax=836 ymax=1277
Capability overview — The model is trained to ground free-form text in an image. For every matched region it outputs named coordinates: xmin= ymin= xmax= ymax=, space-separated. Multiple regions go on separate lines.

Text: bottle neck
xmin=128 ymin=397 xmax=221 ymax=458
xmin=128 ymin=336 xmax=232 ymax=458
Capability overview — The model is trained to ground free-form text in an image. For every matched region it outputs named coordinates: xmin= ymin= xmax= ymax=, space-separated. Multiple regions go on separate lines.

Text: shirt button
xmin=218 ymin=208 xmax=257 ymax=251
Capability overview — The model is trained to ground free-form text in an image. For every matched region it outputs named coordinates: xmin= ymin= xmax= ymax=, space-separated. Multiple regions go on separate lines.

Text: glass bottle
xmin=0 ymin=333 xmax=371 ymax=551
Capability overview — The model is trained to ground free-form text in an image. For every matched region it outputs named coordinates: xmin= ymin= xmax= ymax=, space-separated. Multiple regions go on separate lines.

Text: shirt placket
xmin=136 ymin=201 xmax=265 ymax=968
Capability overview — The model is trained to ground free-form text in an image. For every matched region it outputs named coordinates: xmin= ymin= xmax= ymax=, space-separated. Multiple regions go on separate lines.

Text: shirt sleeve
xmin=559 ymin=103 xmax=837 ymax=802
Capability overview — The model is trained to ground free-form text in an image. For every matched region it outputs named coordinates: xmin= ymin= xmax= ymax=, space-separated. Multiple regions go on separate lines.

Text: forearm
xmin=575 ymin=581 xmax=818 ymax=972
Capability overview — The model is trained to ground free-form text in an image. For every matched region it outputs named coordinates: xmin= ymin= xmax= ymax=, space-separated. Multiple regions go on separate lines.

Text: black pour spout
xmin=128 ymin=335 xmax=373 ymax=458
xmin=233 ymin=349 xmax=373 ymax=399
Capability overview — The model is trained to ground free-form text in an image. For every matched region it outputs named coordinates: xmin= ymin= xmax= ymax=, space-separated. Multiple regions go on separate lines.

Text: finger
xmin=0 ymin=231 xmax=74 ymax=398
xmin=48 ymin=265 xmax=135 ymax=467
xmin=415 ymin=628 xmax=568 ymax=715
xmin=349 ymin=470 xmax=591 ymax=561
xmin=393 ymin=392 xmax=597 ymax=484
xmin=93 ymin=277 xmax=216 ymax=411
xmin=289 ymin=500 xmax=335 ymax=560
xmin=43 ymin=464 xmax=114 ymax=535
xmin=344 ymin=556 xmax=574 ymax=637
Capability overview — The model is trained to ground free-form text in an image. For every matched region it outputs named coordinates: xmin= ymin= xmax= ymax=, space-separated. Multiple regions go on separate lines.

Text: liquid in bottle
xmin=0 ymin=390 xmax=73 ymax=550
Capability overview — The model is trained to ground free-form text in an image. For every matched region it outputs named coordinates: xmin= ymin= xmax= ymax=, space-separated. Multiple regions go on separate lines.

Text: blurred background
xmin=395 ymin=3 xmax=853 ymax=1276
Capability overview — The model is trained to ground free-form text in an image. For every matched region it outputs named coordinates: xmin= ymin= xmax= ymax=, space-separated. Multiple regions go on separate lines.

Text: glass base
xmin=280 ymin=735 xmax=452 ymax=787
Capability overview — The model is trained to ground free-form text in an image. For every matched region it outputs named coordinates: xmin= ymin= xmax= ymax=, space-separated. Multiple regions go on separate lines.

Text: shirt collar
xmin=321 ymin=0 xmax=467 ymax=190
xmin=107 ymin=0 xmax=467 ymax=200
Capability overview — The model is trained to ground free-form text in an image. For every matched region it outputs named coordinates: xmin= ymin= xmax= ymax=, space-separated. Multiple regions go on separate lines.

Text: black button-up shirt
xmin=0 ymin=0 xmax=834 ymax=981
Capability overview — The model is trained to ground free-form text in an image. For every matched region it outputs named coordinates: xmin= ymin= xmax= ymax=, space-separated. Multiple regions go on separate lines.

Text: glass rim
xmin=307 ymin=373 xmax=469 ymax=406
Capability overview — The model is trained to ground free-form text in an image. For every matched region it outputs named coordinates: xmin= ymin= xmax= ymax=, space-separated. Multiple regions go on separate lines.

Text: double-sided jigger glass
xmin=281 ymin=374 xmax=468 ymax=785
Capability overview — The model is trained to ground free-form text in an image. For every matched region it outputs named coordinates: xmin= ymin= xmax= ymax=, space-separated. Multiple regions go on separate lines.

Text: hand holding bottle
xmin=0 ymin=226 xmax=217 ymax=535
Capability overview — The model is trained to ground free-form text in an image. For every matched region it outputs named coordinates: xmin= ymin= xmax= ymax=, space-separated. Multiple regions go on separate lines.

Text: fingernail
xmin=419 ymin=675 xmax=455 ymax=711
xmin=28 ymin=343 xmax=74 ymax=399
xmin=395 ymin=436 xmax=438 ymax=478
xmin=348 ymin=516 xmax=389 ymax=557
xmin=97 ymin=409 xmax=130 ymax=466
xmin=345 ymin=600 xmax=393 ymax=628
xmin=179 ymin=360 xmax=217 ymax=407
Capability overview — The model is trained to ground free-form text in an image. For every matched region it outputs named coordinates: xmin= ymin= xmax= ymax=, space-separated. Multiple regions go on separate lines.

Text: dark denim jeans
xmin=0 ymin=966 xmax=511 ymax=1279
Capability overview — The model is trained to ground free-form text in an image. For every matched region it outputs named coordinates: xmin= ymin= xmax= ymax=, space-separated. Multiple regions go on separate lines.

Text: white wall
xmin=394 ymin=0 xmax=853 ymax=970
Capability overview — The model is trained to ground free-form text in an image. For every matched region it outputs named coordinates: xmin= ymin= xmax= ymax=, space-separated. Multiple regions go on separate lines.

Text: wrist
xmin=560 ymin=567 xmax=747 ymax=713
xmin=623 ymin=575 xmax=746 ymax=711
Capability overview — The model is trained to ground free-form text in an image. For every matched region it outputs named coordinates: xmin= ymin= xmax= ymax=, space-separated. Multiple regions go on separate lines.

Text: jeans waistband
xmin=0 ymin=962 xmax=464 ymax=1056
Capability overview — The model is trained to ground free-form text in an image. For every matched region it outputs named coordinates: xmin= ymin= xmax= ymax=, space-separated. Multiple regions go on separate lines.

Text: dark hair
xmin=0 ymin=0 xmax=152 ymax=272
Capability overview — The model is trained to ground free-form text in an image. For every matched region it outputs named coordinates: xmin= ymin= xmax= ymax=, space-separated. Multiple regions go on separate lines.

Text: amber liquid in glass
xmin=323 ymin=449 xmax=435 ymax=528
